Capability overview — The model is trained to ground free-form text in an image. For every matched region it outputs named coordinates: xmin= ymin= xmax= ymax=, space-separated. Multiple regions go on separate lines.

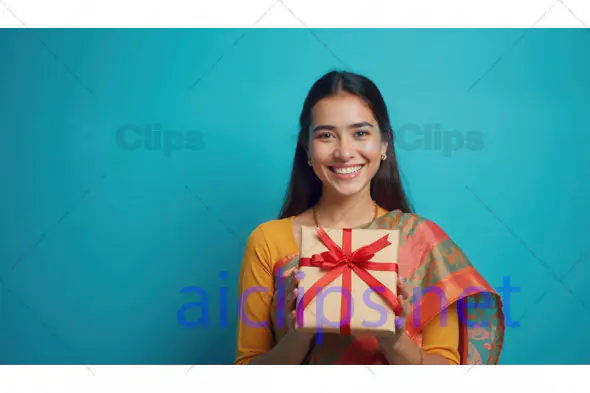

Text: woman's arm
xmin=247 ymin=330 xmax=314 ymax=365
xmin=383 ymin=333 xmax=451 ymax=365
xmin=234 ymin=226 xmax=313 ymax=365
xmin=248 ymin=267 xmax=315 ymax=365
xmin=379 ymin=302 xmax=461 ymax=365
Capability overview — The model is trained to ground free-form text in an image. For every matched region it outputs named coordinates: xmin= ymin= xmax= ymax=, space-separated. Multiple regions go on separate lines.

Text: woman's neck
xmin=313 ymin=186 xmax=377 ymax=228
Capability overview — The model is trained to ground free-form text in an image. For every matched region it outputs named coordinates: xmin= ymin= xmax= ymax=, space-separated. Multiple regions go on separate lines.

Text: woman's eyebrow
xmin=311 ymin=122 xmax=375 ymax=133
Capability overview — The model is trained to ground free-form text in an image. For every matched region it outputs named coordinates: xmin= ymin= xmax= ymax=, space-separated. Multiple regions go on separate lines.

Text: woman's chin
xmin=325 ymin=181 xmax=369 ymax=199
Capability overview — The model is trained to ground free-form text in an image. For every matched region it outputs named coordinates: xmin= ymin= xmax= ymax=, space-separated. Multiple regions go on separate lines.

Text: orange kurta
xmin=235 ymin=210 xmax=460 ymax=365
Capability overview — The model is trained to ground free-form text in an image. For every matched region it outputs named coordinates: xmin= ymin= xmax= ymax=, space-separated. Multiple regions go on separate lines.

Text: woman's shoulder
xmin=248 ymin=216 xmax=293 ymax=238
xmin=383 ymin=210 xmax=473 ymax=276
xmin=245 ymin=216 xmax=298 ymax=256
xmin=379 ymin=209 xmax=452 ymax=242
xmin=241 ymin=216 xmax=299 ymax=273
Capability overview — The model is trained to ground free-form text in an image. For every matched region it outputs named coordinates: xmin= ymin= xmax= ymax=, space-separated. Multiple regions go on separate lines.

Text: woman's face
xmin=307 ymin=92 xmax=387 ymax=199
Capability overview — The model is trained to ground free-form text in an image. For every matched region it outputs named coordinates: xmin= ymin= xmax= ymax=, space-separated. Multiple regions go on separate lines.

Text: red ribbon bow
xmin=297 ymin=227 xmax=401 ymax=335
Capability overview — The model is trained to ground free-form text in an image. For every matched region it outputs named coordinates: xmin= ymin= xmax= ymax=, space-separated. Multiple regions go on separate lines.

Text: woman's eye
xmin=317 ymin=132 xmax=334 ymax=139
xmin=355 ymin=130 xmax=369 ymax=137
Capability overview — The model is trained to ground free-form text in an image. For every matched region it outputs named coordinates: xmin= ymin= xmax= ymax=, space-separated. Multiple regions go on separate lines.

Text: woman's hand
xmin=377 ymin=277 xmax=412 ymax=354
xmin=376 ymin=278 xmax=452 ymax=365
xmin=276 ymin=268 xmax=315 ymax=343
xmin=248 ymin=269 xmax=315 ymax=365
xmin=248 ymin=267 xmax=315 ymax=365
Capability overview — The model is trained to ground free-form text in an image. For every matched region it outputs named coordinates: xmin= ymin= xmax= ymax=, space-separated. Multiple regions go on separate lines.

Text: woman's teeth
xmin=333 ymin=165 xmax=363 ymax=174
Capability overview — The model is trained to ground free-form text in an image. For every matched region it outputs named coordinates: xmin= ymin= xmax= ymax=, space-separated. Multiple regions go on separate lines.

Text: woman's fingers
xmin=396 ymin=277 xmax=412 ymax=319
xmin=397 ymin=277 xmax=410 ymax=299
xmin=286 ymin=268 xmax=299 ymax=291
xmin=292 ymin=268 xmax=301 ymax=283
xmin=402 ymin=297 xmax=412 ymax=317
xmin=284 ymin=269 xmax=301 ymax=313
xmin=286 ymin=288 xmax=298 ymax=311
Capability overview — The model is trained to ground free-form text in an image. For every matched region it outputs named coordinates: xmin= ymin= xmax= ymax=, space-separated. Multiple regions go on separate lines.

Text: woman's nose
xmin=334 ymin=143 xmax=354 ymax=160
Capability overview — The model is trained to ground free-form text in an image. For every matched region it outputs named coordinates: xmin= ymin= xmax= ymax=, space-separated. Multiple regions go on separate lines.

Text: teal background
xmin=0 ymin=29 xmax=589 ymax=365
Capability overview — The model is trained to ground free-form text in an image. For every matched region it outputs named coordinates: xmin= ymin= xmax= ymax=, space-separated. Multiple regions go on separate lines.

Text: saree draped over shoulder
xmin=235 ymin=209 xmax=504 ymax=365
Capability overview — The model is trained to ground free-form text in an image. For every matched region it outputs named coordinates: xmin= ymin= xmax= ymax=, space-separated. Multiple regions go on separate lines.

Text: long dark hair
xmin=278 ymin=70 xmax=414 ymax=219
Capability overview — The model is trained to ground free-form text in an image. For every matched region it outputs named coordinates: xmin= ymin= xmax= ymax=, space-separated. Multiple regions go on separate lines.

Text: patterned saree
xmin=270 ymin=210 xmax=505 ymax=365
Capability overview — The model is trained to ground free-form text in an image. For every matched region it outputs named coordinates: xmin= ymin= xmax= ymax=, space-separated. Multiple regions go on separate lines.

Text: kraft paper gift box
xmin=295 ymin=225 xmax=401 ymax=338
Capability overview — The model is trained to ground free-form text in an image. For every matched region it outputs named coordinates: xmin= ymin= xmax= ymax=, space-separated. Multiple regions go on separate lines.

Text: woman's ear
xmin=381 ymin=141 xmax=388 ymax=156
xmin=308 ymin=150 xmax=314 ymax=166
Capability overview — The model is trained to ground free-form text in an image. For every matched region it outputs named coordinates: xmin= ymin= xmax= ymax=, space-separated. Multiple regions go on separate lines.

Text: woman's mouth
xmin=329 ymin=164 xmax=364 ymax=180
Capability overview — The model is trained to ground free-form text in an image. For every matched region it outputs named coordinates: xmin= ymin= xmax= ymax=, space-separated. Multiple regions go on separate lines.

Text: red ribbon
xmin=297 ymin=227 xmax=401 ymax=335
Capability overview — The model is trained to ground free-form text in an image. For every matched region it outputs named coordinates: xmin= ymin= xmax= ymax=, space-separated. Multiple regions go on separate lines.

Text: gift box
xmin=295 ymin=226 xmax=401 ymax=337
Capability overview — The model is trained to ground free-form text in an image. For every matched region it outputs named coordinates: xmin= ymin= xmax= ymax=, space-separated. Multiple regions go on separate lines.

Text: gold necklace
xmin=313 ymin=200 xmax=378 ymax=229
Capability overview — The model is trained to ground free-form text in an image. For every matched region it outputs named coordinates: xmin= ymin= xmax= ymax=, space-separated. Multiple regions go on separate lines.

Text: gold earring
xmin=381 ymin=153 xmax=387 ymax=161
xmin=307 ymin=158 xmax=312 ymax=166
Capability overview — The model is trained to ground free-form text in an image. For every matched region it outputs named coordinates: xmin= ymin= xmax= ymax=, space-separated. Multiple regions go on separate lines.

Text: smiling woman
xmin=234 ymin=70 xmax=505 ymax=365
